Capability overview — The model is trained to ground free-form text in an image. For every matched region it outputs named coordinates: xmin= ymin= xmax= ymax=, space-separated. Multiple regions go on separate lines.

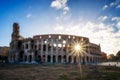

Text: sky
xmin=0 ymin=0 xmax=120 ymax=55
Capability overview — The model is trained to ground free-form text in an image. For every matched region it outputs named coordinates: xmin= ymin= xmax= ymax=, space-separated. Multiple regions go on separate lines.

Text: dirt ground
xmin=0 ymin=64 xmax=120 ymax=80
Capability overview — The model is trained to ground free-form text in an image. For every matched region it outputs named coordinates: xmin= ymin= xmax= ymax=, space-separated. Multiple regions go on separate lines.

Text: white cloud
xmin=26 ymin=13 xmax=31 ymax=18
xmin=112 ymin=17 xmax=120 ymax=21
xmin=51 ymin=0 xmax=63 ymax=9
xmin=102 ymin=5 xmax=108 ymax=10
xmin=109 ymin=1 xmax=120 ymax=9
xmin=116 ymin=4 xmax=120 ymax=8
xmin=98 ymin=16 xmax=108 ymax=21
xmin=63 ymin=6 xmax=69 ymax=11
xmin=117 ymin=22 xmax=120 ymax=28
xmin=51 ymin=0 xmax=69 ymax=14
xmin=110 ymin=2 xmax=115 ymax=6
xmin=102 ymin=16 xmax=108 ymax=21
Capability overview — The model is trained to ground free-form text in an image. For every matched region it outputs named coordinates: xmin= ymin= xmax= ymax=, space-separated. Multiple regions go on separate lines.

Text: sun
xmin=75 ymin=44 xmax=81 ymax=51
xmin=70 ymin=40 xmax=89 ymax=56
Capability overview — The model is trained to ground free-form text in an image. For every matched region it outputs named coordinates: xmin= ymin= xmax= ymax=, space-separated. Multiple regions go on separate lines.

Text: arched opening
xmin=63 ymin=55 xmax=66 ymax=63
xmin=53 ymin=55 xmax=56 ymax=63
xmin=86 ymin=56 xmax=89 ymax=63
xmin=35 ymin=51 xmax=38 ymax=61
xmin=47 ymin=55 xmax=51 ymax=63
xmin=68 ymin=56 xmax=72 ymax=63
xmin=48 ymin=44 xmax=51 ymax=51
xmin=58 ymin=55 xmax=61 ymax=63
xmin=24 ymin=55 xmax=27 ymax=61
xmin=82 ymin=57 xmax=85 ymax=64
xmin=18 ymin=41 xmax=22 ymax=49
xmin=43 ymin=44 xmax=46 ymax=51
xmin=29 ymin=55 xmax=32 ymax=62
xmin=74 ymin=56 xmax=77 ymax=63
xmin=38 ymin=55 xmax=41 ymax=63
xmin=90 ymin=57 xmax=92 ymax=63
xmin=19 ymin=51 xmax=24 ymax=62
xmin=35 ymin=45 xmax=37 ymax=50
xmin=42 ymin=55 xmax=46 ymax=63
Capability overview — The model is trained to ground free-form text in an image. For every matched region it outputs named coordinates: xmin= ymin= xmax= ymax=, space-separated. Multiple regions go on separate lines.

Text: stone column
xmin=92 ymin=57 xmax=94 ymax=63
xmin=31 ymin=52 xmax=35 ymax=63
xmin=56 ymin=39 xmax=58 ymax=63
xmin=45 ymin=55 xmax=47 ymax=63
xmin=66 ymin=39 xmax=68 ymax=63
xmin=46 ymin=39 xmax=48 ymax=55
xmin=51 ymin=55 xmax=53 ymax=63
xmin=41 ymin=39 xmax=43 ymax=55
xmin=71 ymin=56 xmax=74 ymax=63
xmin=51 ymin=39 xmax=53 ymax=55
xmin=56 ymin=55 xmax=58 ymax=63
xmin=66 ymin=55 xmax=69 ymax=63
xmin=76 ymin=54 xmax=79 ymax=63
xmin=61 ymin=55 xmax=63 ymax=63
xmin=27 ymin=54 xmax=29 ymax=63
xmin=51 ymin=39 xmax=53 ymax=63
xmin=80 ymin=55 xmax=83 ymax=64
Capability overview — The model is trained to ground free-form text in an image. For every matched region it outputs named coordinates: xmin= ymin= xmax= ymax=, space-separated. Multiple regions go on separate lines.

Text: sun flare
xmin=70 ymin=40 xmax=89 ymax=56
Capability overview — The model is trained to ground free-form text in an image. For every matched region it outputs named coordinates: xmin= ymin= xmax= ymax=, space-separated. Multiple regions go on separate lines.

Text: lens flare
xmin=70 ymin=40 xmax=89 ymax=56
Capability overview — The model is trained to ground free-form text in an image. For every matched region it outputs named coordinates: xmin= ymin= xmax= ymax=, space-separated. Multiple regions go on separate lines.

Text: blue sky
xmin=0 ymin=0 xmax=120 ymax=55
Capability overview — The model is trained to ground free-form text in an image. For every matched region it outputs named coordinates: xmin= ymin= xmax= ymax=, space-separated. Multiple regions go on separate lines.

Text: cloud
xmin=116 ymin=4 xmax=120 ymax=8
xmin=110 ymin=2 xmax=115 ymax=6
xmin=51 ymin=0 xmax=69 ymax=14
xmin=102 ymin=5 xmax=108 ymax=10
xmin=26 ymin=13 xmax=31 ymax=18
xmin=98 ymin=16 xmax=108 ymax=21
xmin=53 ymin=15 xmax=120 ymax=55
xmin=51 ymin=0 xmax=63 ymax=9
xmin=54 ymin=24 xmax=64 ymax=31
xmin=117 ymin=22 xmax=120 ymax=28
xmin=111 ymin=17 xmax=120 ymax=21
xmin=109 ymin=1 xmax=120 ymax=8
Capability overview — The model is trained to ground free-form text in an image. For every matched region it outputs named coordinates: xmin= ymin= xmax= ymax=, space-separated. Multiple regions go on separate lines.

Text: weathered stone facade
xmin=9 ymin=23 xmax=102 ymax=64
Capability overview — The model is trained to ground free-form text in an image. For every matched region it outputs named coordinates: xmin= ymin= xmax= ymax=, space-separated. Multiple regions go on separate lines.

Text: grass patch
xmin=0 ymin=64 xmax=120 ymax=80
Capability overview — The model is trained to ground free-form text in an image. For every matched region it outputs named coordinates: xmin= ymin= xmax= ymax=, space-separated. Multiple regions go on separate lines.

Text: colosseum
xmin=9 ymin=23 xmax=102 ymax=64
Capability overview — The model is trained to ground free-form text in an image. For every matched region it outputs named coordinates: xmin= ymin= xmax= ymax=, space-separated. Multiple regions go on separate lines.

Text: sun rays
xmin=70 ymin=40 xmax=89 ymax=56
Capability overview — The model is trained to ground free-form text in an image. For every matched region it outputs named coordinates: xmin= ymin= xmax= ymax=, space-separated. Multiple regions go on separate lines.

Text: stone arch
xmin=24 ymin=55 xmax=27 ymax=61
xmin=42 ymin=55 xmax=46 ymax=63
xmin=29 ymin=55 xmax=32 ymax=62
xmin=38 ymin=55 xmax=41 ymax=62
xmin=86 ymin=56 xmax=89 ymax=63
xmin=53 ymin=55 xmax=56 ymax=63
xmin=58 ymin=55 xmax=62 ymax=63
xmin=43 ymin=44 xmax=46 ymax=51
xmin=47 ymin=55 xmax=51 ymax=63
xmin=90 ymin=57 xmax=92 ymax=63
xmin=74 ymin=56 xmax=77 ymax=63
xmin=82 ymin=57 xmax=85 ymax=64
xmin=63 ymin=55 xmax=66 ymax=63
xmin=19 ymin=51 xmax=24 ymax=62
xmin=35 ymin=51 xmax=38 ymax=61
xmin=68 ymin=56 xmax=72 ymax=63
